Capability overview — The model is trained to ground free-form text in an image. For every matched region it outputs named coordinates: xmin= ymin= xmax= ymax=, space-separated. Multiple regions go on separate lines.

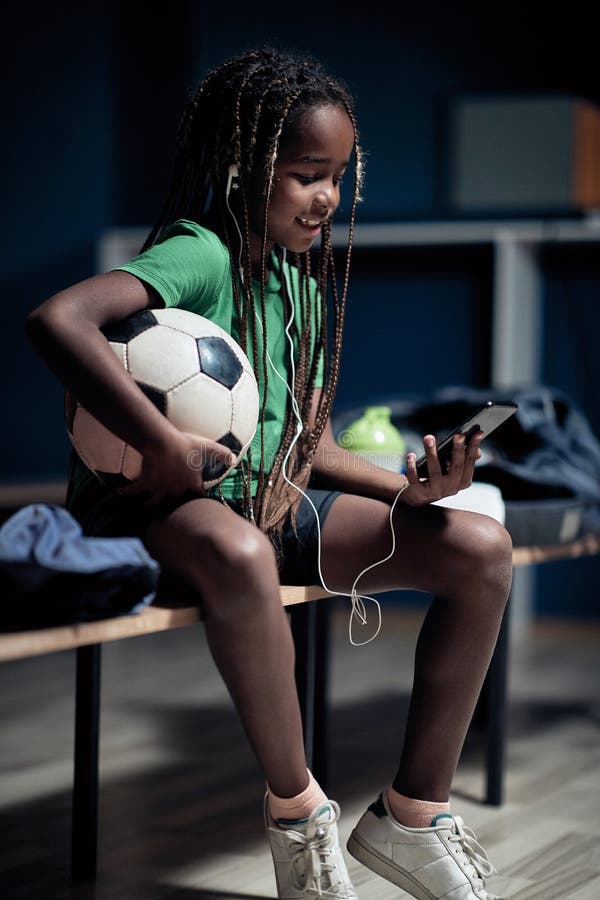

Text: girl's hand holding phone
xmin=118 ymin=430 xmax=236 ymax=508
xmin=399 ymin=431 xmax=483 ymax=507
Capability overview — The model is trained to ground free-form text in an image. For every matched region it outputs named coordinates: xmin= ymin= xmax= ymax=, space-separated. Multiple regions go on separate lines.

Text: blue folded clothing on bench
xmin=0 ymin=504 xmax=159 ymax=631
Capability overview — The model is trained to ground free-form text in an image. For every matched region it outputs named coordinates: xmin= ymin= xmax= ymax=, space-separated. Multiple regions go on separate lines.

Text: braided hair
xmin=142 ymin=47 xmax=364 ymax=546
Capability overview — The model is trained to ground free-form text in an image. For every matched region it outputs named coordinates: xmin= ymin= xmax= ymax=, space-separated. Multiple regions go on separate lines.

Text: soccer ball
xmin=65 ymin=307 xmax=259 ymax=489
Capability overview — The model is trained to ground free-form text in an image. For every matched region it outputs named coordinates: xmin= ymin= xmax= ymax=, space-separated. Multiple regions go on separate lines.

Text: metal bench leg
xmin=289 ymin=601 xmax=331 ymax=791
xmin=290 ymin=603 xmax=317 ymax=772
xmin=483 ymin=595 xmax=510 ymax=805
xmin=71 ymin=643 xmax=101 ymax=881
xmin=312 ymin=601 xmax=331 ymax=789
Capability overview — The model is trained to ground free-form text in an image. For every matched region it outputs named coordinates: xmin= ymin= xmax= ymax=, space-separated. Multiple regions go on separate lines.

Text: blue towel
xmin=0 ymin=504 xmax=160 ymax=630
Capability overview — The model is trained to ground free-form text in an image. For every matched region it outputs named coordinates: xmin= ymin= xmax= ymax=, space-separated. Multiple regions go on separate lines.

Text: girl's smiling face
xmin=247 ymin=103 xmax=355 ymax=264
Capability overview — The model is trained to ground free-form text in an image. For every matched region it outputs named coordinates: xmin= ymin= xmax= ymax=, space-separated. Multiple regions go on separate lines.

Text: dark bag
xmin=0 ymin=504 xmax=160 ymax=631
xmin=332 ymin=385 xmax=600 ymax=546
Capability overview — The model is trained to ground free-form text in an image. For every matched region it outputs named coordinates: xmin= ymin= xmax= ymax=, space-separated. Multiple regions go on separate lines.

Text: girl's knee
xmin=446 ymin=512 xmax=513 ymax=597
xmin=465 ymin=515 xmax=513 ymax=595
xmin=193 ymin=525 xmax=281 ymax=616
xmin=198 ymin=526 xmax=282 ymax=629
xmin=148 ymin=504 xmax=279 ymax=600
xmin=469 ymin=515 xmax=513 ymax=565
xmin=218 ymin=527 xmax=278 ymax=582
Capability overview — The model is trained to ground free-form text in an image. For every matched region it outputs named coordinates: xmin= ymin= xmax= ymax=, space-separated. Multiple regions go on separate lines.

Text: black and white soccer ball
xmin=65 ymin=307 xmax=259 ymax=489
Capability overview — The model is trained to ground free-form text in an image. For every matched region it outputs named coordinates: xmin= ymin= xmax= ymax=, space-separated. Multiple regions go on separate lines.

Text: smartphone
xmin=415 ymin=401 xmax=518 ymax=479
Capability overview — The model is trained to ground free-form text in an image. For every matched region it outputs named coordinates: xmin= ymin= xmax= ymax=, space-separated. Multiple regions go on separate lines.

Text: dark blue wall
xmin=3 ymin=2 xmax=598 ymax=615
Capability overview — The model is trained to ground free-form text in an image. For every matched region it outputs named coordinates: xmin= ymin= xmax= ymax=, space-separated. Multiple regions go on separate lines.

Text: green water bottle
xmin=338 ymin=405 xmax=406 ymax=472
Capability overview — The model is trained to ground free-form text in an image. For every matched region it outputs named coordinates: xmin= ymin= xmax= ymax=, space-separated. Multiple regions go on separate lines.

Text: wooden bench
xmin=0 ymin=582 xmax=332 ymax=882
xmin=1 ymin=484 xmax=598 ymax=883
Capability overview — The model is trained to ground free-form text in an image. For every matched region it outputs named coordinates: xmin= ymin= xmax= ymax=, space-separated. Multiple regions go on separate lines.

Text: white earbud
xmin=224 ymin=163 xmax=244 ymax=280
xmin=225 ymin=164 xmax=239 ymax=200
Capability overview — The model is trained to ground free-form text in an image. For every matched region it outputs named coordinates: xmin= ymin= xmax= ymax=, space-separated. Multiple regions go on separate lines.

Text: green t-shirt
xmin=93 ymin=219 xmax=323 ymax=501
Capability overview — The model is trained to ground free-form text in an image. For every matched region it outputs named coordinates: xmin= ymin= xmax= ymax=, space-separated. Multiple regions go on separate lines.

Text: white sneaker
xmin=264 ymin=794 xmax=359 ymax=898
xmin=347 ymin=793 xmax=501 ymax=900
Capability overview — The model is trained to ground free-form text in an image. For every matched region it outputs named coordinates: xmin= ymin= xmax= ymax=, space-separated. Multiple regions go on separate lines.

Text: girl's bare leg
xmin=145 ymin=498 xmax=310 ymax=798
xmin=319 ymin=494 xmax=513 ymax=801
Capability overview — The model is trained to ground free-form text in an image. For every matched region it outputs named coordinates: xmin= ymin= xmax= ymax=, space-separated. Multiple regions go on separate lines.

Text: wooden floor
xmin=1 ymin=601 xmax=599 ymax=899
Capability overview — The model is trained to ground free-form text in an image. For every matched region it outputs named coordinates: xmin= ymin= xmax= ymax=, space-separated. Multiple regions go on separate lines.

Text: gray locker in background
xmin=449 ymin=95 xmax=600 ymax=213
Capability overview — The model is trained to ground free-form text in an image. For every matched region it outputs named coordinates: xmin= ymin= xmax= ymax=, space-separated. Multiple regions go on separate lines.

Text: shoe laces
xmin=278 ymin=801 xmax=345 ymax=897
xmin=447 ymin=816 xmax=497 ymax=896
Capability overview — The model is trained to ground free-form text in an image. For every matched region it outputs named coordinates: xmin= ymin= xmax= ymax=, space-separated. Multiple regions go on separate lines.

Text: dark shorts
xmin=267 ymin=488 xmax=341 ymax=586
xmin=66 ymin=466 xmax=341 ymax=588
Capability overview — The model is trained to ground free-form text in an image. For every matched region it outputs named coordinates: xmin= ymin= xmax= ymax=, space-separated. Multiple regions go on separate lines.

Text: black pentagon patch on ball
xmin=137 ymin=381 xmax=167 ymax=415
xmin=102 ymin=309 xmax=159 ymax=343
xmin=196 ymin=336 xmax=243 ymax=388
xmin=202 ymin=433 xmax=242 ymax=482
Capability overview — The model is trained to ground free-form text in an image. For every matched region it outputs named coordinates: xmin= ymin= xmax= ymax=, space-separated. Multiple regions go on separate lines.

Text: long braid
xmin=309 ymin=110 xmax=363 ymax=446
xmin=253 ymin=86 xmax=304 ymax=513
xmin=230 ymin=62 xmax=273 ymax=514
xmin=141 ymin=48 xmax=363 ymax=547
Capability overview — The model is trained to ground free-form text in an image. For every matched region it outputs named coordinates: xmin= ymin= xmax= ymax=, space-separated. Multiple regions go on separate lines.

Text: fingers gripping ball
xmin=65 ymin=308 xmax=259 ymax=489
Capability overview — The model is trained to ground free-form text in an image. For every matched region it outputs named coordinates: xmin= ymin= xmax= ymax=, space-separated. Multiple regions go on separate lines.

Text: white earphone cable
xmin=270 ymin=248 xmax=408 ymax=646
xmin=225 ymin=189 xmax=406 ymax=644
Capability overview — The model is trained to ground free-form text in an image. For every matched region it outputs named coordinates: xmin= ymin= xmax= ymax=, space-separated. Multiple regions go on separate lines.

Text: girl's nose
xmin=315 ymin=184 xmax=336 ymax=212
